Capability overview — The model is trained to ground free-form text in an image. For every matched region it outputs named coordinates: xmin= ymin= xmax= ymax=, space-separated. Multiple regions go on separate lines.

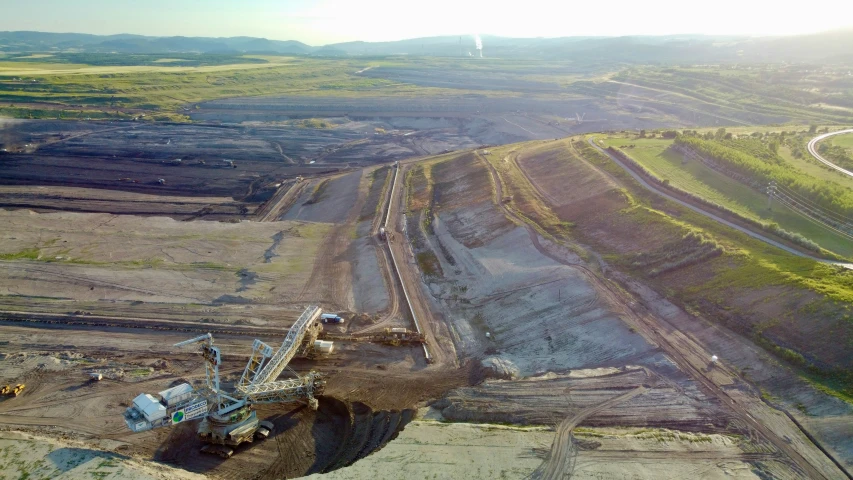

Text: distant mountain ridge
xmin=1 ymin=29 xmax=852 ymax=63
xmin=0 ymin=31 xmax=314 ymax=55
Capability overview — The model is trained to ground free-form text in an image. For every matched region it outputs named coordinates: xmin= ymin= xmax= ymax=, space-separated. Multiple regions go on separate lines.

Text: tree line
xmin=675 ymin=135 xmax=853 ymax=217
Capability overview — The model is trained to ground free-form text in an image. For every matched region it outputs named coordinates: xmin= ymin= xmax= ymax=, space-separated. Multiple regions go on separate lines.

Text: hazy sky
xmin=2 ymin=0 xmax=852 ymax=45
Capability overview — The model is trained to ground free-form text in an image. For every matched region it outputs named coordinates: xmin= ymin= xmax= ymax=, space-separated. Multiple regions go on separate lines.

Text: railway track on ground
xmin=807 ymin=128 xmax=853 ymax=178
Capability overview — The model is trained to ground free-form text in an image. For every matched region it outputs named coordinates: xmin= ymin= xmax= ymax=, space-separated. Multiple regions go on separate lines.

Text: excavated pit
xmin=150 ymin=396 xmax=414 ymax=479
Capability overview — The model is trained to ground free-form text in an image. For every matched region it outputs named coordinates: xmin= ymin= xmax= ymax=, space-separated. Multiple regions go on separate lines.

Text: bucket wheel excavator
xmin=123 ymin=306 xmax=327 ymax=458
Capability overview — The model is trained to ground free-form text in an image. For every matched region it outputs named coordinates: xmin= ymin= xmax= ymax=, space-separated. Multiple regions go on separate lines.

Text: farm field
xmin=828 ymin=132 xmax=853 ymax=151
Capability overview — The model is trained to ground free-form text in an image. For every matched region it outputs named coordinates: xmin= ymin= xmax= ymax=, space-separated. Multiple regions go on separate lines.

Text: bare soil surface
xmin=0 ymin=209 xmax=329 ymax=314
xmin=0 ymin=149 xmax=447 ymax=478
xmin=409 ymin=153 xmax=656 ymax=377
xmin=0 ymin=430 xmax=206 ymax=480
xmin=284 ymin=171 xmax=362 ymax=224
xmin=0 ymin=317 xmax=473 ymax=479
xmin=2 ymin=123 xmax=851 ymax=480
xmin=316 ymin=369 xmax=778 ymax=479
xmin=191 ymin=94 xmax=673 ymax=139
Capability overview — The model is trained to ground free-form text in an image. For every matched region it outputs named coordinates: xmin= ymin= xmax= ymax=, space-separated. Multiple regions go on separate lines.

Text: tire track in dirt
xmin=1 ymin=262 xmax=205 ymax=302
xmin=532 ymin=385 xmax=647 ymax=480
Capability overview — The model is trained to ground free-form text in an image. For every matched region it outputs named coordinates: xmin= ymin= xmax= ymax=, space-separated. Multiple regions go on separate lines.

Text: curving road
xmin=587 ymin=137 xmax=853 ymax=269
xmin=807 ymin=129 xmax=853 ymax=178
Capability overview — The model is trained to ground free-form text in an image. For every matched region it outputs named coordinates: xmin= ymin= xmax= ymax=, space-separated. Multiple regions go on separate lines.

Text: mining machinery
xmin=123 ymin=305 xmax=328 ymax=458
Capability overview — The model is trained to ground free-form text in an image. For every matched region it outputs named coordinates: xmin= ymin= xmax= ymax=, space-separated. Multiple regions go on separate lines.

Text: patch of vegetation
xmin=574 ymin=426 xmax=716 ymax=444
xmin=416 ymin=251 xmax=442 ymax=277
xmin=0 ymin=248 xmax=41 ymax=260
xmin=598 ymin=66 xmax=853 ymax=126
xmin=190 ymin=261 xmax=231 ymax=270
xmin=303 ymin=179 xmax=330 ymax=205
xmin=406 ymin=164 xmax=433 ymax=212
xmin=818 ymin=142 xmax=853 ymax=171
xmin=294 ymin=118 xmax=332 ymax=129
xmin=23 ymin=53 xmax=270 ymax=67
xmin=675 ymin=135 xmax=853 ymax=217
xmin=0 ymin=56 xmax=475 ymax=119
xmin=628 ymin=231 xmax=723 ymax=276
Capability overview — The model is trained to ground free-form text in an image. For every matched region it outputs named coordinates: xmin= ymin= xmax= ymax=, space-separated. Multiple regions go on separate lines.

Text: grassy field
xmin=827 ymin=132 xmax=853 ymax=151
xmin=600 ymin=136 xmax=853 ymax=258
xmin=0 ymin=56 xmax=481 ymax=120
xmin=778 ymin=144 xmax=853 ymax=185
xmin=600 ymin=67 xmax=853 ymax=125
xmin=2 ymin=55 xmax=852 ymax=128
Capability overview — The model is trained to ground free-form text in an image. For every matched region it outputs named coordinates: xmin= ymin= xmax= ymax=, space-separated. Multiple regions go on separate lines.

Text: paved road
xmin=587 ymin=137 xmax=853 ymax=269
xmin=807 ymin=129 xmax=853 ymax=178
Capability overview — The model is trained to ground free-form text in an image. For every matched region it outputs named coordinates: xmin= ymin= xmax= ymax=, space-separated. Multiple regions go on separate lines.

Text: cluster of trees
xmin=716 ymin=137 xmax=784 ymax=164
xmin=674 ymin=136 xmax=853 ymax=217
xmin=679 ymin=127 xmax=733 ymax=141
xmin=818 ymin=143 xmax=853 ymax=170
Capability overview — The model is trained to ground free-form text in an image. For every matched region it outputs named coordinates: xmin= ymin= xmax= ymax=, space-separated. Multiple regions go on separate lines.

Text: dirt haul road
xmin=533 ymin=385 xmax=648 ymax=480
xmin=255 ymin=178 xmax=306 ymax=222
xmin=386 ymin=160 xmax=457 ymax=368
xmin=352 ymin=165 xmax=404 ymax=334
xmin=482 ymin=149 xmax=847 ymax=479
